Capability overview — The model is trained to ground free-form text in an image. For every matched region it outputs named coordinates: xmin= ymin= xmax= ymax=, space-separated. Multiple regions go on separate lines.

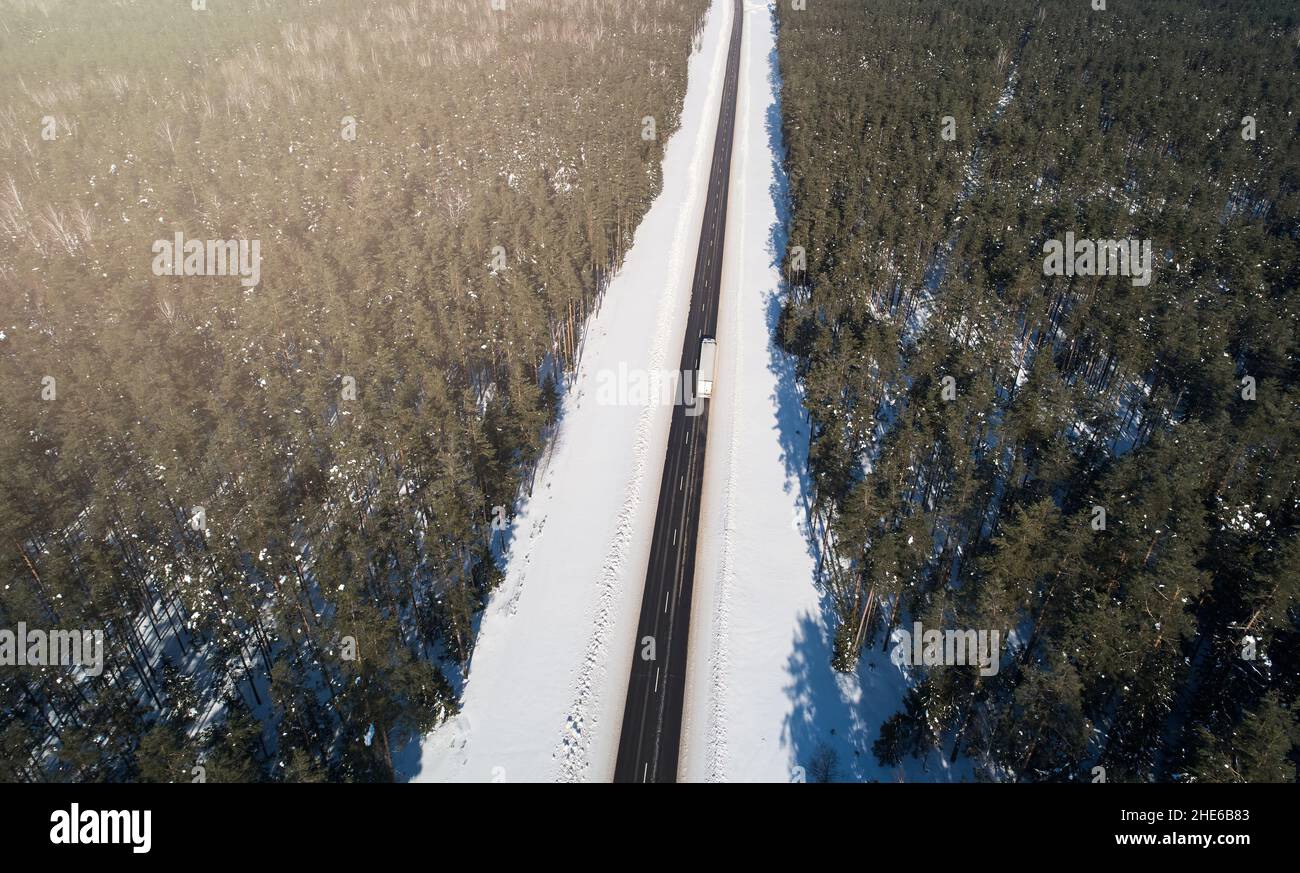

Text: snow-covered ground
xmin=679 ymin=0 xmax=966 ymax=783
xmin=402 ymin=0 xmax=733 ymax=783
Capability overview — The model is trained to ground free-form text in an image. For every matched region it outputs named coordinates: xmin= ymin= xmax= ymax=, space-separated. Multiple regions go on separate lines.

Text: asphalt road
xmin=613 ymin=0 xmax=742 ymax=784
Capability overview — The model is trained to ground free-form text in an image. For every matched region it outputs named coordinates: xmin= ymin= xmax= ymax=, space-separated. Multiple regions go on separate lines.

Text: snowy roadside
xmin=680 ymin=0 xmax=966 ymax=783
xmin=403 ymin=0 xmax=732 ymax=783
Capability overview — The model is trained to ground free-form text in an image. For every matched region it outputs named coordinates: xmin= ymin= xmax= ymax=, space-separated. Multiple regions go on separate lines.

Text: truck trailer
xmin=697 ymin=337 xmax=718 ymax=399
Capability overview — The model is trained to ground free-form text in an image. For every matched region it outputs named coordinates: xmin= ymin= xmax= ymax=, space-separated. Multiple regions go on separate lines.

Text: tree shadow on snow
xmin=757 ymin=10 xmax=967 ymax=784
xmin=760 ymin=10 xmax=820 ymax=578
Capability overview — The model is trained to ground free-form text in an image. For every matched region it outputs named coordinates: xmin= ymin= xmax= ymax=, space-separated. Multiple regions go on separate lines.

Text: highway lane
xmin=613 ymin=0 xmax=742 ymax=784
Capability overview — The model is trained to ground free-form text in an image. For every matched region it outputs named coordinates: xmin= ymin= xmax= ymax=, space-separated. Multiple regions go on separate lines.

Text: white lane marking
xmin=672 ymin=528 xmax=677 ymax=546
xmin=664 ymin=590 xmax=670 ymax=613
xmin=654 ymin=667 xmax=660 ymax=693
xmin=679 ymin=475 xmax=684 ymax=491
xmin=643 ymin=763 xmax=649 ymax=783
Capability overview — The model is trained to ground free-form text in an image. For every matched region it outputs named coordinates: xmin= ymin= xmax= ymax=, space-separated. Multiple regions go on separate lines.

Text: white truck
xmin=697 ymin=337 xmax=718 ymax=399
